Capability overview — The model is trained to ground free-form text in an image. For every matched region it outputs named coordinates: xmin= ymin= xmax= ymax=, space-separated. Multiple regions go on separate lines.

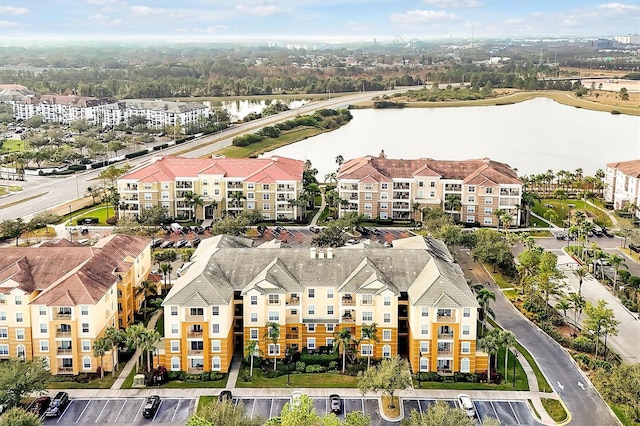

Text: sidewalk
xmin=111 ymin=309 xmax=163 ymax=390
xmin=310 ymin=190 xmax=326 ymax=226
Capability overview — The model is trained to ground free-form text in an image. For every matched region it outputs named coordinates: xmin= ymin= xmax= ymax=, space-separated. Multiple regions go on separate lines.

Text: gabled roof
xmin=163 ymin=258 xmax=235 ymax=306
xmin=242 ymin=258 xmax=304 ymax=295
xmin=338 ymin=257 xmax=397 ymax=294
xmin=607 ymin=159 xmax=640 ymax=178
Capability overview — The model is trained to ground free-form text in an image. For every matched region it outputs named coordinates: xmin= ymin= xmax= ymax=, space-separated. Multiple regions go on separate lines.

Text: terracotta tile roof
xmin=0 ymin=235 xmax=150 ymax=306
xmin=120 ymin=156 xmax=304 ymax=184
xmin=338 ymin=156 xmax=521 ymax=185
xmin=607 ymin=160 xmax=640 ymax=178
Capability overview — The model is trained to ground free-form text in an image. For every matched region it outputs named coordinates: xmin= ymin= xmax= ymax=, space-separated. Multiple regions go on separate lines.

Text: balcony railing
xmin=57 ymin=347 xmax=72 ymax=354
xmin=187 ymin=330 xmax=203 ymax=338
xmin=185 ymin=313 xmax=204 ymax=321
xmin=56 ymin=329 xmax=72 ymax=337
xmin=341 ymin=312 xmax=355 ymax=324
xmin=188 ymin=367 xmax=204 ymax=374
xmin=437 ymin=368 xmax=453 ymax=375
xmin=393 ymin=183 xmax=410 ymax=190
xmin=342 ymin=296 xmax=355 ymax=306
xmin=437 ymin=349 xmax=453 ymax=356
xmin=286 ymin=296 xmax=300 ymax=305
xmin=437 ymin=314 xmax=456 ymax=322
xmin=286 ymin=333 xmax=299 ymax=339
xmin=438 ymin=332 xmax=454 ymax=339
xmin=188 ymin=349 xmax=203 ymax=355
xmin=58 ymin=367 xmax=74 ymax=374
xmin=340 ymin=185 xmax=358 ymax=191
xmin=53 ymin=312 xmax=72 ymax=320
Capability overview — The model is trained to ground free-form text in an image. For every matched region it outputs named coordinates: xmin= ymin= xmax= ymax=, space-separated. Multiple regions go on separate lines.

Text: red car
xmin=27 ymin=396 xmax=51 ymax=416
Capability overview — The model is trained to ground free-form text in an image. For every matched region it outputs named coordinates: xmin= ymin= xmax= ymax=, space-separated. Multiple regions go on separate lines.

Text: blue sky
xmin=0 ymin=0 xmax=638 ymax=43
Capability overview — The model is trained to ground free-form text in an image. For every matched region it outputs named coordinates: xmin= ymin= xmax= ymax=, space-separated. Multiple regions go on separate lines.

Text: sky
xmin=0 ymin=0 xmax=638 ymax=43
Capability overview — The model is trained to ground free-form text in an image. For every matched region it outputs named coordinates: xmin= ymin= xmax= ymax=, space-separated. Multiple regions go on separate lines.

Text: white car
xmin=457 ymin=394 xmax=475 ymax=418
xmin=290 ymin=391 xmax=303 ymax=407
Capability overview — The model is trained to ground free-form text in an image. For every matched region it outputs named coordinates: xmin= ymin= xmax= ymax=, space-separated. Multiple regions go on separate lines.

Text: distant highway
xmin=0 ymin=89 xmax=402 ymax=221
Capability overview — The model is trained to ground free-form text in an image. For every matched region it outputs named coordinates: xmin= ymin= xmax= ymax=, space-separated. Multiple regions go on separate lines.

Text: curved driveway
xmin=454 ymin=247 xmax=619 ymax=426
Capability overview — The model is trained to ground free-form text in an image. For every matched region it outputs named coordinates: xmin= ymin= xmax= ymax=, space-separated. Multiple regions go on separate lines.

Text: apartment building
xmin=605 ymin=160 xmax=640 ymax=217
xmin=117 ymin=155 xmax=305 ymax=222
xmin=3 ymin=94 xmax=116 ymax=124
xmin=101 ymin=100 xmax=209 ymax=130
xmin=160 ymin=234 xmax=488 ymax=376
xmin=337 ymin=156 xmax=523 ymax=227
xmin=0 ymin=235 xmax=151 ymax=375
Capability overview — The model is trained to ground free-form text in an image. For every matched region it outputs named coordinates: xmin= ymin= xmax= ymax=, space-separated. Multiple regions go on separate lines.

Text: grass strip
xmin=214 ymin=127 xmax=325 ymax=158
xmin=0 ymin=192 xmax=47 ymax=210
xmin=541 ymin=398 xmax=568 ymax=423
xmin=196 ymin=396 xmax=215 ymax=415
xmin=236 ymin=367 xmax=359 ymax=388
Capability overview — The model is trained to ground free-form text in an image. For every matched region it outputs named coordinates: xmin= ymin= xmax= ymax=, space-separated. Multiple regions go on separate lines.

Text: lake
xmin=262 ymin=98 xmax=640 ymax=180
xmin=204 ymin=98 xmax=310 ymax=120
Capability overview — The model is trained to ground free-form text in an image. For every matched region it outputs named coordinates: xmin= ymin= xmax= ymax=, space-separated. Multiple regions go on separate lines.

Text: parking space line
xmin=76 ymin=399 xmax=92 ymax=423
xmin=95 ymin=399 xmax=109 ymax=423
xmin=250 ymin=398 xmax=256 ymax=419
xmin=57 ymin=400 xmax=74 ymax=424
xmin=488 ymin=401 xmax=500 ymax=422
xmin=113 ymin=399 xmax=127 ymax=422
xmin=134 ymin=398 xmax=145 ymax=422
xmin=171 ymin=398 xmax=183 ymax=422
xmin=361 ymin=399 xmax=364 ymax=413
xmin=509 ymin=401 xmax=521 ymax=425
xmin=152 ymin=399 xmax=164 ymax=422
xmin=268 ymin=398 xmax=274 ymax=418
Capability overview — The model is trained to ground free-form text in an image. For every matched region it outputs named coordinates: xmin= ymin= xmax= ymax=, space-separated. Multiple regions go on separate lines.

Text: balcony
xmin=437 ymin=349 xmax=453 ymax=356
xmin=340 ymin=184 xmax=358 ymax=191
xmin=500 ymin=188 xmax=520 ymax=196
xmin=188 ymin=349 xmax=204 ymax=355
xmin=285 ymin=312 xmax=299 ymax=323
xmin=444 ymin=184 xmax=462 ymax=192
xmin=188 ymin=366 xmax=204 ymax=374
xmin=226 ymin=183 xmax=243 ymax=190
xmin=53 ymin=312 xmax=72 ymax=320
xmin=342 ymin=296 xmax=354 ymax=306
xmin=392 ymin=192 xmax=410 ymax=200
xmin=176 ymin=182 xmax=193 ymax=189
xmin=57 ymin=367 xmax=74 ymax=374
xmin=437 ymin=368 xmax=453 ymax=375
xmin=187 ymin=330 xmax=204 ymax=338
xmin=286 ymin=296 xmax=300 ymax=305
xmin=393 ymin=183 xmax=410 ymax=190
xmin=349 ymin=194 xmax=359 ymax=200
xmin=286 ymin=333 xmax=299 ymax=340
xmin=436 ymin=314 xmax=456 ymax=322
xmin=341 ymin=311 xmax=355 ymax=324
xmin=438 ymin=332 xmax=454 ymax=339
xmin=56 ymin=329 xmax=72 ymax=337
xmin=57 ymin=347 xmax=72 ymax=354
xmin=185 ymin=313 xmax=204 ymax=321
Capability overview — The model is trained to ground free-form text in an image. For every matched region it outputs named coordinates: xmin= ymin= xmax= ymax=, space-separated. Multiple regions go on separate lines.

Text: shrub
xmin=305 ymin=364 xmax=326 ymax=373
xmin=241 ymin=371 xmax=253 ymax=382
xmin=328 ymin=361 xmax=338 ymax=370
xmin=572 ymin=336 xmax=595 ymax=353
xmin=300 ymin=350 xmax=339 ymax=366
xmin=295 ymin=361 xmax=306 ymax=373
xmin=264 ymin=369 xmax=284 ymax=378
xmin=346 ymin=363 xmax=366 ymax=376
xmin=454 ymin=372 xmax=479 ymax=383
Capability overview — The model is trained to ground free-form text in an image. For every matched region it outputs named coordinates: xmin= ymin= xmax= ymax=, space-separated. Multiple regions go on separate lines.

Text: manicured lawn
xmin=541 ymin=398 xmax=568 ymax=423
xmin=197 ymin=396 xmax=215 ymax=414
xmin=216 ymin=128 xmax=324 ymax=158
xmin=487 ymin=268 xmax=515 ymax=290
xmin=236 ymin=367 xmax=360 ymax=388
xmin=0 ymin=138 xmax=24 ymax=153
xmin=159 ymin=378 xmax=227 ymax=388
xmin=503 ymin=289 xmax=518 ymax=301
xmin=154 ymin=315 xmax=164 ymax=337
xmin=532 ymin=199 xmax=612 ymax=227
xmin=121 ymin=367 xmax=137 ymax=389
xmin=48 ymin=373 xmax=118 ymax=389
xmin=610 ymin=404 xmax=640 ymax=426
xmin=528 ymin=216 xmax=550 ymax=228
xmin=70 ymin=205 xmax=112 ymax=225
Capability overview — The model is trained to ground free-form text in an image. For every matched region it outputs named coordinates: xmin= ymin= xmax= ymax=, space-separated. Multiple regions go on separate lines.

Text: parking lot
xmin=235 ymin=396 xmax=541 ymax=425
xmin=42 ymin=397 xmax=196 ymax=425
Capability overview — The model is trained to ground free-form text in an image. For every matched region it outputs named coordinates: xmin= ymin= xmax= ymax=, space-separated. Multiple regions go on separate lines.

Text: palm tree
xmin=244 ymin=339 xmax=261 ymax=377
xmin=93 ymin=337 xmax=111 ymax=380
xmin=608 ymin=254 xmax=627 ymax=293
xmin=104 ymin=326 xmax=124 ymax=371
xmin=574 ymin=266 xmax=588 ymax=296
xmin=334 ymin=326 xmax=352 ymax=373
xmin=494 ymin=209 xmax=510 ymax=231
xmin=359 ymin=322 xmax=379 ymax=369
xmin=443 ymin=194 xmax=461 ymax=220
xmin=229 ymin=191 xmax=245 ymax=216
xmin=140 ymin=280 xmax=158 ymax=321
xmin=264 ymin=322 xmax=280 ymax=370
xmin=475 ymin=287 xmax=496 ymax=333
xmin=125 ymin=323 xmax=147 ymax=373
xmin=412 ymin=202 xmax=422 ymax=224
xmin=498 ymin=330 xmax=516 ymax=382
xmin=184 ymin=191 xmax=204 ymax=220
xmin=479 ymin=331 xmax=500 ymax=384
xmin=140 ymin=329 xmax=161 ymax=372
xmin=568 ymin=293 xmax=586 ymax=338
xmin=555 ymin=297 xmax=572 ymax=333
xmin=159 ymin=263 xmax=173 ymax=295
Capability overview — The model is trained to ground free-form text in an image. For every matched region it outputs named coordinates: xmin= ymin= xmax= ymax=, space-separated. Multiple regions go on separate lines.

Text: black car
xmin=150 ymin=239 xmax=163 ymax=249
xmin=44 ymin=392 xmax=69 ymax=418
xmin=309 ymin=226 xmax=321 ymax=234
xmin=329 ymin=394 xmax=342 ymax=414
xmin=218 ymin=390 xmax=233 ymax=402
xmin=142 ymin=395 xmax=161 ymax=418
xmin=175 ymin=239 xmax=188 ymax=248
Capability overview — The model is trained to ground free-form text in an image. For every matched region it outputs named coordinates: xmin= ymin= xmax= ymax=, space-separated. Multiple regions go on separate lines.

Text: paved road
xmin=454 ymin=247 xmax=618 ymax=426
xmin=0 ymin=89 xmax=398 ymax=221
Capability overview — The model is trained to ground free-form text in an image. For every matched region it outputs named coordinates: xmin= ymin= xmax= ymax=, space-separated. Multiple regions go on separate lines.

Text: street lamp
xmin=511 ymin=348 xmax=516 ymax=388
xmin=285 ymin=348 xmax=292 ymax=386
xmin=68 ymin=205 xmax=73 ymax=242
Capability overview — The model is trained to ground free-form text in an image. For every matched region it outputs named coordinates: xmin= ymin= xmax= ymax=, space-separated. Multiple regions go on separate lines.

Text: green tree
xmin=211 ymin=216 xmax=249 ymax=236
xmin=104 ymin=326 xmax=124 ymax=371
xmin=125 ymin=323 xmax=147 ymax=372
xmin=334 ymin=326 xmax=353 ymax=373
xmin=574 ymin=266 xmax=588 ymax=296
xmin=359 ymin=322 xmax=379 ymax=369
xmin=608 ymin=253 xmax=627 ymax=293
xmin=359 ymin=356 xmax=412 ymax=409
xmin=401 ymin=401 xmax=474 ymax=426
xmin=593 ymin=363 xmax=640 ymax=422
xmin=498 ymin=330 xmax=516 ymax=382
xmin=93 ymin=337 xmax=111 ymax=380
xmin=471 ymin=229 xmax=513 ymax=273
xmin=555 ymin=297 xmax=573 ymax=334
xmin=568 ymin=293 xmax=586 ymax=338
xmin=264 ymin=322 xmax=280 ymax=370
xmin=140 ymin=329 xmax=161 ymax=372
xmin=619 ymin=87 xmax=629 ymax=101
xmin=184 ymin=191 xmax=204 ymax=220
xmin=0 ymin=358 xmax=50 ymax=409
xmin=139 ymin=205 xmax=169 ymax=225
xmin=0 ymin=219 xmax=26 ymax=246
xmin=584 ymin=300 xmax=620 ymax=359
xmin=244 ymin=339 xmax=261 ymax=377
xmin=187 ymin=398 xmax=262 ymax=426
xmin=479 ymin=329 xmax=500 ymax=384
xmin=474 ymin=287 xmax=495 ymax=332
xmin=0 ymin=407 xmax=42 ymax=426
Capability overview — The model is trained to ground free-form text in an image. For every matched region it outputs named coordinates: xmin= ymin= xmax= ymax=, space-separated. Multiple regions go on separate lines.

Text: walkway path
xmin=310 ymin=190 xmax=326 ymax=226
xmin=226 ymin=356 xmax=242 ymax=389
xmin=111 ymin=309 xmax=163 ymax=390
xmin=585 ymin=199 xmax=618 ymax=227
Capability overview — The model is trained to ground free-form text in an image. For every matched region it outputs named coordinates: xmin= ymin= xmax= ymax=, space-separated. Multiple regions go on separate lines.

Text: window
xmin=461 ymin=342 xmax=471 ymax=354
xmin=484 ymin=207 xmax=493 ymax=215
xmin=0 ymin=345 xmax=8 ymax=355
xmin=262 ymin=193 xmax=270 ymax=200
xmin=382 ymin=344 xmax=391 ymax=358
xmin=384 ymin=296 xmax=391 ymax=306
xmin=383 ymin=330 xmax=391 ymax=341
xmin=485 ymin=187 xmax=493 ymax=194
xmin=468 ymin=186 xmax=476 ymax=193
xmin=467 ymin=205 xmax=475 ymax=213
xmin=82 ymin=323 xmax=89 ymax=333
xmin=268 ymin=344 xmax=280 ymax=355
xmin=81 ymin=306 xmax=88 ymax=315
xmin=16 ymin=329 xmax=24 ymax=340
xmin=212 ymin=356 xmax=221 ymax=371
xmin=307 ymin=337 xmax=316 ymax=349
xmin=171 ymin=306 xmax=178 ymax=316
xmin=419 ymin=357 xmax=429 ymax=372
xmin=381 ymin=183 xmax=388 ymax=190
xmin=14 ymin=313 xmax=22 ymax=323
xmin=417 ymin=190 xmax=424 ymax=198
xmin=247 ymin=183 xmax=254 ymax=190
xmin=326 ymin=338 xmax=334 ymax=347
xmin=307 ymin=305 xmax=315 ymax=316
xmin=462 ymin=325 xmax=470 ymax=336
xmin=364 ymin=203 xmax=372 ymax=210
xmin=0 ymin=312 xmax=5 ymax=322
xmin=263 ymin=204 xmax=270 ymax=211
xmin=364 ymin=193 xmax=372 ymax=200
xmin=420 ymin=341 xmax=429 ymax=354
xmin=466 ymin=216 xmax=475 ymax=223
xmin=430 ymin=181 xmax=436 ymax=188
xmin=364 ymin=184 xmax=373 ymax=190
xmin=380 ymin=212 xmax=388 ymax=219
xmin=383 ymin=313 xmax=391 ymax=323
xmin=461 ymin=358 xmax=470 ymax=373
xmin=83 ymin=356 xmax=92 ymax=370
xmin=467 ymin=196 xmax=475 ymax=203
xmin=268 ymin=294 xmax=279 ymax=305
xmin=326 ymin=288 xmax=333 ymax=299
xmin=380 ymin=203 xmax=388 ymax=210
xmin=189 ymin=308 xmax=204 ymax=316
xmin=212 ymin=306 xmax=220 ymax=316
xmin=40 ymin=340 xmax=49 ymax=352
xmin=362 ymin=311 xmax=372 ymax=322
xmin=171 ymin=341 xmax=179 ymax=352
xmin=171 ymin=324 xmax=179 ymax=334
xmin=429 ymin=191 xmax=436 ymax=197
xmin=463 ymin=307 xmax=471 ymax=318
xmin=485 ymin=197 xmax=493 ymax=204
xmin=308 ymin=289 xmax=315 ymax=298
xmin=39 ymin=307 xmax=46 ymax=316
xmin=263 ymin=184 xmax=270 ymax=191
xmin=82 ymin=340 xmax=91 ymax=352
xmin=361 ymin=344 xmax=373 ymax=356
xmin=14 ymin=296 xmax=22 ymax=306
xmin=327 ymin=305 xmax=334 ymax=315
xmin=421 ymin=325 xmax=429 ymax=335
xmin=326 ymin=324 xmax=335 ymax=333
xmin=307 ymin=324 xmax=315 ymax=333
xmin=250 ymin=313 xmax=258 ymax=323
xmin=0 ymin=328 xmax=7 ymax=339
xmin=250 ymin=329 xmax=258 ymax=340
xmin=251 ymin=295 xmax=258 ymax=305
xmin=144 ymin=193 xmax=152 ymax=200
xmin=421 ymin=307 xmax=429 ymax=317
xmin=211 ymin=340 xmax=221 ymax=352
xmin=361 ymin=294 xmax=373 ymax=305
xmin=212 ymin=324 xmax=220 ymax=334
xmin=171 ymin=356 xmax=180 ymax=371
xmin=484 ymin=218 xmax=493 ymax=225
xmin=418 ymin=181 xmax=424 ymax=188
xmin=268 ymin=311 xmax=279 ymax=321
xmin=161 ymin=191 xmax=169 ymax=199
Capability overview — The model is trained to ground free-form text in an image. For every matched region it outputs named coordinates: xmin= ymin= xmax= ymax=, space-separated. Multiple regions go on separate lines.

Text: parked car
xmin=290 ymin=391 xmax=303 ymax=408
xmin=142 ymin=395 xmax=161 ymax=418
xmin=26 ymin=395 xmax=51 ymax=416
xmin=45 ymin=392 xmax=70 ymax=418
xmin=175 ymin=239 xmax=188 ymax=248
xmin=329 ymin=394 xmax=342 ymax=414
xmin=159 ymin=240 xmax=174 ymax=249
xmin=218 ymin=390 xmax=233 ymax=402
xmin=344 ymin=239 xmax=357 ymax=246
xmin=457 ymin=394 xmax=475 ymax=418
xmin=150 ymin=239 xmax=163 ymax=249
xmin=309 ymin=226 xmax=321 ymax=234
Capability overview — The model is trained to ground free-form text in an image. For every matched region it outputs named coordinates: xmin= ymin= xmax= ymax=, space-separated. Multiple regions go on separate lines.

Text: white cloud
xmin=0 ymin=6 xmax=29 ymax=15
xmin=391 ymin=9 xmax=456 ymax=24
xmin=88 ymin=13 xmax=123 ymax=26
xmin=130 ymin=6 xmax=170 ymax=17
xmin=235 ymin=1 xmax=282 ymax=16
xmin=86 ymin=0 xmax=120 ymax=4
xmin=597 ymin=2 xmax=640 ymax=13
xmin=0 ymin=20 xmax=19 ymax=27
xmin=422 ymin=0 xmax=480 ymax=8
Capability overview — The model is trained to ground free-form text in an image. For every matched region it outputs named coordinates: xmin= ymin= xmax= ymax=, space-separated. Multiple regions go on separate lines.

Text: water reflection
xmin=204 ymin=98 xmax=310 ymax=120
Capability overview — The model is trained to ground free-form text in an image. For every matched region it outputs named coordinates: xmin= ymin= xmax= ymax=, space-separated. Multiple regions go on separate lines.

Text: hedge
xmin=300 ymin=351 xmax=339 ymax=366
xmin=125 ymin=150 xmax=148 ymax=159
